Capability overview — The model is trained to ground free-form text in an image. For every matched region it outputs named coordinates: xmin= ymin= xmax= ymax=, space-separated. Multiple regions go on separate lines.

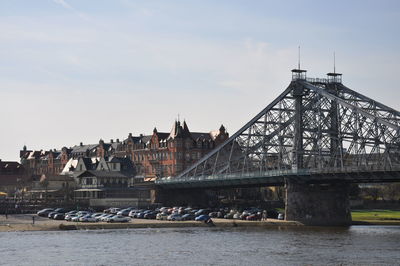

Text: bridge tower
xmin=284 ymin=69 xmax=351 ymax=225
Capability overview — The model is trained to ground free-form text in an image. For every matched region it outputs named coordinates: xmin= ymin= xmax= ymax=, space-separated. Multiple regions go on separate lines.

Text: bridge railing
xmin=156 ymin=164 xmax=400 ymax=184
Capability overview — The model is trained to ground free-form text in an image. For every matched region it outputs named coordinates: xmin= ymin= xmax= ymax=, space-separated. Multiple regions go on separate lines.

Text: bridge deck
xmin=156 ymin=168 xmax=400 ymax=189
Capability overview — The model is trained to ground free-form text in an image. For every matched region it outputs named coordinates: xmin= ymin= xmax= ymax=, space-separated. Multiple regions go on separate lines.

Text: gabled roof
xmin=155 ymin=132 xmax=169 ymax=140
xmin=77 ymin=170 xmax=129 ymax=179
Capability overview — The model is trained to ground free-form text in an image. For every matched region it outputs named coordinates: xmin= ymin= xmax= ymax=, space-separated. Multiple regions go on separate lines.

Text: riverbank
xmin=0 ymin=214 xmax=302 ymax=232
xmin=2 ymin=210 xmax=400 ymax=232
xmin=351 ymin=209 xmax=400 ymax=225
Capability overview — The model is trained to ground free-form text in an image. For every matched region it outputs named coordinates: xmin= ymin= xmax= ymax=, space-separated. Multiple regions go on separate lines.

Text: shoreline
xmin=1 ymin=214 xmax=400 ymax=232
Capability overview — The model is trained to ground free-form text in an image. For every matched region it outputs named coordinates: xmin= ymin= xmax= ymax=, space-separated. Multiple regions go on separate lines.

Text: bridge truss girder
xmin=159 ymin=78 xmax=400 ymax=186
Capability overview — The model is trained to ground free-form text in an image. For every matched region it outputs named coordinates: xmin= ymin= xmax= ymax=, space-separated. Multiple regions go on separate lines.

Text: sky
xmin=1 ymin=0 xmax=400 ymax=161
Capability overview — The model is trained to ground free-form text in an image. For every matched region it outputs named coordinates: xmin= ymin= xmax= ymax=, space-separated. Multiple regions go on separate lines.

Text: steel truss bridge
xmin=156 ymin=69 xmax=400 ymax=189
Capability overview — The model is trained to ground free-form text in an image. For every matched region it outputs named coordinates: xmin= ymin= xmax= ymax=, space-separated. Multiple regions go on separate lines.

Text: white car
xmin=65 ymin=214 xmax=77 ymax=221
xmin=156 ymin=212 xmax=169 ymax=220
xmin=71 ymin=215 xmax=83 ymax=222
xmin=107 ymin=215 xmax=131 ymax=223
xmin=100 ymin=214 xmax=115 ymax=222
xmin=167 ymin=214 xmax=183 ymax=221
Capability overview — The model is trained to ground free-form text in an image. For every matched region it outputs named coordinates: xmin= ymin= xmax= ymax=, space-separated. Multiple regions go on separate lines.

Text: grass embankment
xmin=351 ymin=210 xmax=400 ymax=225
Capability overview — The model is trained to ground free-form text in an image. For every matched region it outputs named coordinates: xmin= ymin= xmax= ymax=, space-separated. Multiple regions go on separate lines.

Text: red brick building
xmin=19 ymin=119 xmax=228 ymax=184
xmin=116 ymin=120 xmax=229 ymax=181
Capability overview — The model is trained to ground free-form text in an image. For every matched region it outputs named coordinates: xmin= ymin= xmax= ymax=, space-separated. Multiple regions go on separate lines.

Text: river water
xmin=1 ymin=226 xmax=399 ymax=265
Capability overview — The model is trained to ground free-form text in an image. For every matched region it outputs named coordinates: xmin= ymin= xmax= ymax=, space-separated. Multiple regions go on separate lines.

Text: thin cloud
xmin=53 ymin=0 xmax=72 ymax=10
xmin=52 ymin=0 xmax=90 ymax=21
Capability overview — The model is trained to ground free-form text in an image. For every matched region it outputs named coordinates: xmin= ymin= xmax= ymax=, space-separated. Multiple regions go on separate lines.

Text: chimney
xmin=116 ymin=139 xmax=120 ymax=143
xmin=80 ymin=142 xmax=83 ymax=146
xmin=110 ymin=139 xmax=114 ymax=143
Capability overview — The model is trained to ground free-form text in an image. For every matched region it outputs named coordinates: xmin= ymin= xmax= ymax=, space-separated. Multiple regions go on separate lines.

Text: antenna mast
xmin=334 ymin=52 xmax=336 ymax=74
xmin=298 ymin=46 xmax=301 ymax=70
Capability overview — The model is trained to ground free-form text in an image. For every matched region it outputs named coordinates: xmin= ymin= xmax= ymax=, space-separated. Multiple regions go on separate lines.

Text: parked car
xmin=277 ymin=213 xmax=284 ymax=220
xmin=71 ymin=216 xmax=82 ymax=222
xmin=129 ymin=209 xmax=144 ymax=218
xmin=53 ymin=213 xmax=65 ymax=220
xmin=37 ymin=208 xmax=54 ymax=217
xmin=65 ymin=214 xmax=77 ymax=221
xmin=246 ymin=213 xmax=262 ymax=221
xmin=48 ymin=211 xmax=59 ymax=219
xmin=91 ymin=213 xmax=104 ymax=219
xmin=107 ymin=215 xmax=131 ymax=223
xmin=159 ymin=207 xmax=171 ymax=213
xmin=53 ymin=208 xmax=67 ymax=214
xmin=79 ymin=214 xmax=98 ymax=222
xmin=224 ymin=212 xmax=235 ymax=219
xmin=156 ymin=212 xmax=169 ymax=220
xmin=144 ymin=211 xmax=157 ymax=219
xmin=195 ymin=215 xmax=211 ymax=221
xmin=117 ymin=208 xmax=135 ymax=216
xmin=167 ymin=214 xmax=183 ymax=221
xmin=195 ymin=209 xmax=211 ymax=217
xmin=136 ymin=210 xmax=152 ymax=219
xmin=181 ymin=214 xmax=195 ymax=221
xmin=66 ymin=210 xmax=78 ymax=216
xmin=47 ymin=208 xmax=67 ymax=219
xmin=100 ymin=214 xmax=115 ymax=222
xmin=233 ymin=213 xmax=241 ymax=220
xmin=71 ymin=211 xmax=91 ymax=222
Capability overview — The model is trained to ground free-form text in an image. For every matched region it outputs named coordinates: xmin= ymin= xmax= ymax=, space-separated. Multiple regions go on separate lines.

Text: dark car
xmin=195 ymin=215 xmax=211 ymax=221
xmin=144 ymin=211 xmax=157 ymax=219
xmin=246 ymin=213 xmax=262 ymax=221
xmin=54 ymin=208 xmax=67 ymax=213
xmin=37 ymin=208 xmax=54 ymax=217
xmin=53 ymin=213 xmax=65 ymax=220
xmin=181 ymin=214 xmax=195 ymax=221
xmin=48 ymin=208 xmax=68 ymax=219
xmin=195 ymin=209 xmax=211 ymax=217
xmin=136 ymin=210 xmax=152 ymax=219
xmin=48 ymin=211 xmax=59 ymax=219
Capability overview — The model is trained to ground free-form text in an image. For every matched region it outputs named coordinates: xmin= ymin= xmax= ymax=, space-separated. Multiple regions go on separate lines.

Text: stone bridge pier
xmin=285 ymin=180 xmax=352 ymax=226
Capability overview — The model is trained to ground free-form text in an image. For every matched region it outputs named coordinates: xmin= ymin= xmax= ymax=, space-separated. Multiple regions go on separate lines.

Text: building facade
xmin=18 ymin=119 xmax=228 ymax=206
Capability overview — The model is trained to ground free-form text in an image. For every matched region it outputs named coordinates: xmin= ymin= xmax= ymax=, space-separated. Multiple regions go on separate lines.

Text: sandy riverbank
xmin=0 ymin=214 xmax=302 ymax=232
xmin=2 ymin=214 xmax=399 ymax=232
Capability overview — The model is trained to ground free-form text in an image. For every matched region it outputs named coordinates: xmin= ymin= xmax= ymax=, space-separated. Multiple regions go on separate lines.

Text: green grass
xmin=351 ymin=209 xmax=400 ymax=222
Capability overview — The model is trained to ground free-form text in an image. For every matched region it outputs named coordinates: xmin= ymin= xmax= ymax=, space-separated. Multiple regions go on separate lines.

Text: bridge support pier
xmin=285 ymin=181 xmax=352 ymax=226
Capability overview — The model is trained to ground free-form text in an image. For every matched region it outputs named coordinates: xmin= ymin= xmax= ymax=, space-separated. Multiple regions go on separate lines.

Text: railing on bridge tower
xmin=291 ymin=69 xmax=307 ymax=81
xmin=157 ymin=69 xmax=400 ymax=187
